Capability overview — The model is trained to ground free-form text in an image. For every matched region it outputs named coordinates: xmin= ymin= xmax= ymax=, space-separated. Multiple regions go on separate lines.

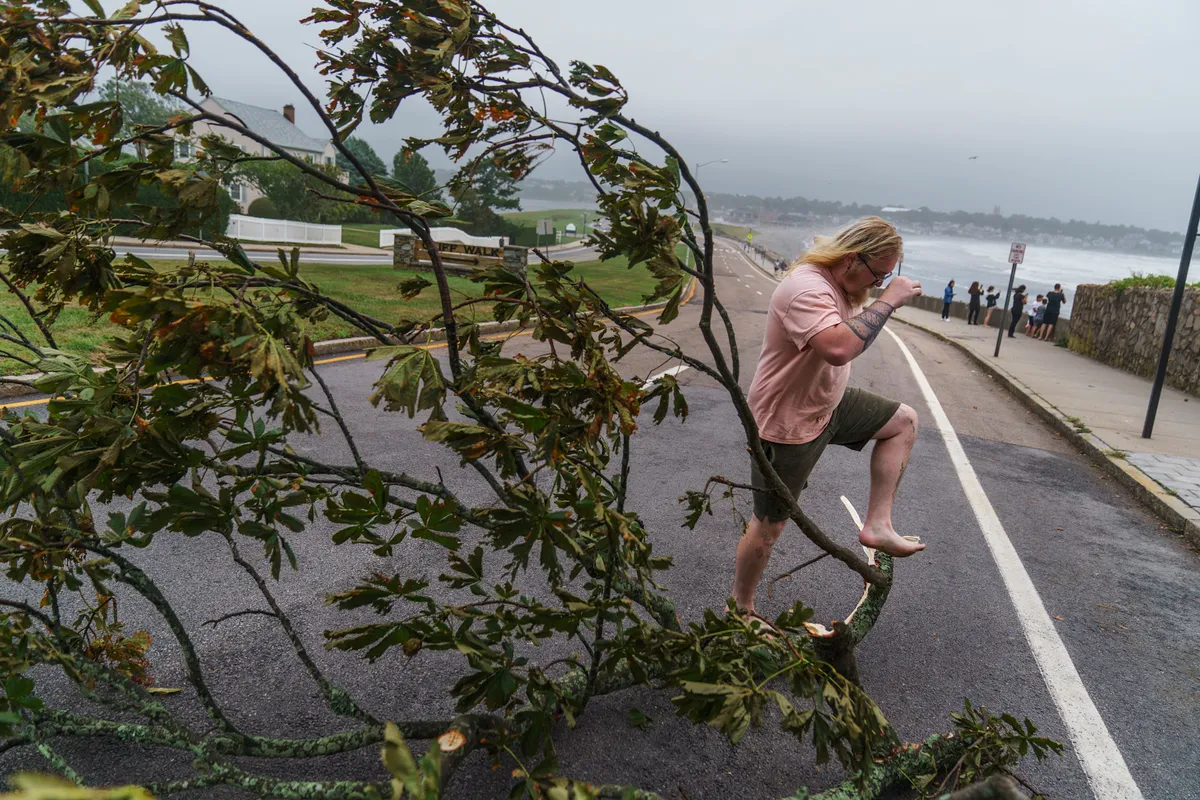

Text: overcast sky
xmin=142 ymin=1 xmax=1199 ymax=231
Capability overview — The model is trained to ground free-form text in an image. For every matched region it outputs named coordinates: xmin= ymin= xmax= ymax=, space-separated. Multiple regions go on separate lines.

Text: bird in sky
xmin=968 ymin=156 xmax=978 ymax=160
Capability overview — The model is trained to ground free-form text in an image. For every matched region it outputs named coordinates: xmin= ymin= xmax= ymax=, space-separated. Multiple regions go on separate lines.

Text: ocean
xmin=751 ymin=225 xmax=1181 ymax=315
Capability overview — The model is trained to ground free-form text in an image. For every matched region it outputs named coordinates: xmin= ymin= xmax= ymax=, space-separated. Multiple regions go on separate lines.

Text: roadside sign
xmin=994 ymin=243 xmax=1028 ymax=358
xmin=537 ymin=219 xmax=554 ymax=236
xmin=747 ymin=232 xmax=754 ymax=242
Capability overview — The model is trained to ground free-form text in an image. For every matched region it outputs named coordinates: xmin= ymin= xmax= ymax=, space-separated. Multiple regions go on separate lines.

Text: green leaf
xmin=410 ymin=527 xmax=461 ymax=551
xmin=626 ymin=707 xmax=652 ymax=731
xmin=113 ymin=0 xmax=142 ymax=19
xmin=381 ymin=721 xmax=418 ymax=779
xmin=164 ymin=22 xmax=189 ymax=56
xmin=368 ymin=347 xmax=447 ymax=420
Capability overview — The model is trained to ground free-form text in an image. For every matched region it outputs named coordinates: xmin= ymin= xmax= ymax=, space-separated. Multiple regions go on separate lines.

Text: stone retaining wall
xmin=1068 ymin=284 xmax=1199 ymax=396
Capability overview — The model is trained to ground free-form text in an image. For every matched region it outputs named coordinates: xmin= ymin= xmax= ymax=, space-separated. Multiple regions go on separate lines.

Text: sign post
xmin=536 ymin=219 xmax=553 ymax=250
xmin=994 ymin=242 xmax=1026 ymax=357
xmin=1143 ymin=173 xmax=1200 ymax=438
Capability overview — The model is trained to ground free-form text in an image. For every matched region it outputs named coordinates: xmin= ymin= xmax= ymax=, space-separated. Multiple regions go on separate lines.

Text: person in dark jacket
xmin=966 ymin=281 xmax=983 ymax=325
xmin=1040 ymin=283 xmax=1067 ymax=341
xmin=1007 ymin=285 xmax=1027 ymax=338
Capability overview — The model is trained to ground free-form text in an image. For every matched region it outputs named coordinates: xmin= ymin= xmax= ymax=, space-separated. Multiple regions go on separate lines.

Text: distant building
xmin=881 ymin=206 xmax=911 ymax=213
xmin=175 ymin=98 xmax=339 ymax=212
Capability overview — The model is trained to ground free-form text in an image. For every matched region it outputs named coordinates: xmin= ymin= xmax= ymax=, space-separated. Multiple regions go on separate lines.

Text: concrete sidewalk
xmin=893 ymin=303 xmax=1200 ymax=544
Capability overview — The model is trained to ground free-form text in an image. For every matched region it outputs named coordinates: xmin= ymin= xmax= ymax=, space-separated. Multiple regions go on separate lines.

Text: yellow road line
xmin=0 ymin=397 xmax=55 ymax=410
xmin=0 ymin=276 xmax=699 ymax=413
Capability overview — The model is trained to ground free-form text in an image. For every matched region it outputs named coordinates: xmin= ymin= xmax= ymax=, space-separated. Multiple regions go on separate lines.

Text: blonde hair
xmin=793 ymin=216 xmax=903 ymax=273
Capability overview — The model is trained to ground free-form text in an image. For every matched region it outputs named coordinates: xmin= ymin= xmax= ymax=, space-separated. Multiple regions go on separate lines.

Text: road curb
xmin=891 ymin=314 xmax=1200 ymax=549
xmin=0 ymin=278 xmax=696 ymax=402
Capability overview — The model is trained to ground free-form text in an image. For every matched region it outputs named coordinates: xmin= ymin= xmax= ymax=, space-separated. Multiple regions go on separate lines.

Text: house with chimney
xmin=177 ymin=97 xmax=339 ymax=213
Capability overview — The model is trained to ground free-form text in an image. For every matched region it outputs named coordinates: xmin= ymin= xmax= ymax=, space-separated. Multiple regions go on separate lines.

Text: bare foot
xmin=744 ymin=612 xmax=779 ymax=640
xmin=858 ymin=522 xmax=926 ymax=557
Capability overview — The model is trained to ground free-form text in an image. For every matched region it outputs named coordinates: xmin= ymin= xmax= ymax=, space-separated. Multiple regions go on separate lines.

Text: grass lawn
xmin=0 ymin=253 xmax=664 ymax=375
xmin=339 ymin=210 xmax=599 ymax=250
xmin=341 ymin=223 xmax=393 ymax=250
xmin=711 ymin=222 xmax=755 ymax=241
xmin=503 ymin=208 xmax=598 ymax=246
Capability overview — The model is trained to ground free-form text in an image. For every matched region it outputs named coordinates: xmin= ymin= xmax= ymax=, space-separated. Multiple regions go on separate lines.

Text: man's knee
xmin=877 ymin=403 xmax=919 ymax=441
xmin=749 ymin=515 xmax=787 ymax=546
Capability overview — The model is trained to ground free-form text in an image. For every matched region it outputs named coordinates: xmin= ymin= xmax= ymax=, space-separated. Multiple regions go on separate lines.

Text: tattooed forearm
xmin=845 ymin=300 xmax=895 ymax=350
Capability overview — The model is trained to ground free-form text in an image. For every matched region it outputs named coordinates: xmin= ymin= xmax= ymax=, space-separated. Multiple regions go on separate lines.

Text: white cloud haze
xmin=126 ymin=0 xmax=1200 ymax=231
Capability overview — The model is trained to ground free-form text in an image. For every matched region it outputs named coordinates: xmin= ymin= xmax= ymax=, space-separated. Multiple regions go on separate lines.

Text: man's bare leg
xmin=858 ymin=404 xmax=925 ymax=557
xmin=732 ymin=514 xmax=787 ymax=613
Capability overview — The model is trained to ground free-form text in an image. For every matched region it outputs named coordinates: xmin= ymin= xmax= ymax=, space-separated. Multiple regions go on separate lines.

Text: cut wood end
xmin=438 ymin=730 xmax=467 ymax=752
xmin=804 ymin=621 xmax=832 ymax=638
xmin=839 ymin=495 xmax=864 ymax=531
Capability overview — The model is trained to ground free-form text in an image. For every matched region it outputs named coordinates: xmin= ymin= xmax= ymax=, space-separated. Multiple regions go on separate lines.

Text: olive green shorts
xmin=750 ymin=387 xmax=901 ymax=523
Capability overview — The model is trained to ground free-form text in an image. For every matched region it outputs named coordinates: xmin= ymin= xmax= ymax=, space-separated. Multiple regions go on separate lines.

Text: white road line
xmin=884 ymin=327 xmax=1143 ymax=800
xmin=756 ymin=291 xmax=763 ymax=296
xmin=723 ymin=246 xmax=778 ymax=284
xmin=641 ymin=364 xmax=689 ymax=390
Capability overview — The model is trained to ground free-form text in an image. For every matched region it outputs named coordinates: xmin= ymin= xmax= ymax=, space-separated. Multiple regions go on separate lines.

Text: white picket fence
xmin=379 ymin=227 xmax=503 ymax=249
xmin=227 ymin=214 xmax=342 ymax=246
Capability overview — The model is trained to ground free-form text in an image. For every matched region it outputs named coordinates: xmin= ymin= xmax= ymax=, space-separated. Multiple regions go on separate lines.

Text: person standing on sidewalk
xmin=983 ymin=285 xmax=999 ymax=327
xmin=966 ymin=281 xmax=983 ymax=325
xmin=1007 ymin=285 xmax=1027 ymax=338
xmin=1040 ymin=283 xmax=1067 ymax=341
xmin=941 ymin=280 xmax=955 ymax=320
xmin=734 ymin=216 xmax=925 ymax=620
xmin=1026 ymin=295 xmax=1046 ymax=337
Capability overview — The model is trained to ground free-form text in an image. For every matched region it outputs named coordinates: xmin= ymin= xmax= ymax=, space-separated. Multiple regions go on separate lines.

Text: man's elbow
xmin=818 ymin=346 xmax=854 ymax=367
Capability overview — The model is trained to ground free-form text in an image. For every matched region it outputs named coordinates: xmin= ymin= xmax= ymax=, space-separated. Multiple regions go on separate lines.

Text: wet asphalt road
xmin=1 ymin=242 xmax=1197 ymax=799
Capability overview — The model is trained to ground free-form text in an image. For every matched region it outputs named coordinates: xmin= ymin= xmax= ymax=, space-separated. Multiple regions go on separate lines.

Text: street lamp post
xmin=686 ymin=159 xmax=728 ymax=269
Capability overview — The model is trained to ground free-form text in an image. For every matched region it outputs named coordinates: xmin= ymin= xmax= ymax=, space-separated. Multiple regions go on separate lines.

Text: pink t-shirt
xmin=747 ymin=263 xmax=857 ymax=444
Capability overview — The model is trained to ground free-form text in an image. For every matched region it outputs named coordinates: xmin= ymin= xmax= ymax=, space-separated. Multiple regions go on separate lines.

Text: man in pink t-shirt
xmin=733 ymin=217 xmax=925 ymax=616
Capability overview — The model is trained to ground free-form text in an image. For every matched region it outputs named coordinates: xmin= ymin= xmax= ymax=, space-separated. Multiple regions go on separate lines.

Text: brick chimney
xmin=282 ymin=104 xmax=295 ymax=124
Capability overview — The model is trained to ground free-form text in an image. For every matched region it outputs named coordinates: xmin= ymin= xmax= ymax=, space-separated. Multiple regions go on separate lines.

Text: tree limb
xmin=222 ymin=532 xmax=378 ymax=726
xmin=0 ymin=270 xmax=57 ymax=349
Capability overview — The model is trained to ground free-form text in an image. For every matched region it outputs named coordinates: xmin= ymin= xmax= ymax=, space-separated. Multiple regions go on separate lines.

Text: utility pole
xmin=1142 ymin=173 xmax=1200 ymax=438
xmin=687 ymin=159 xmax=728 ymax=269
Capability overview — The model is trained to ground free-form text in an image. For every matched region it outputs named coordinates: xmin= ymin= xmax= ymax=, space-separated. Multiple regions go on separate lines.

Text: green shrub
xmin=0 ymin=153 xmax=234 ymax=239
xmin=1106 ymin=272 xmax=1200 ymax=293
xmin=247 ymin=196 xmax=280 ymax=219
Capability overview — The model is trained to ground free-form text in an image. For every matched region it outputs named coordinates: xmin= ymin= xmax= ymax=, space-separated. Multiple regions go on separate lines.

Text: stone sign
xmin=392 ymin=235 xmax=527 ymax=275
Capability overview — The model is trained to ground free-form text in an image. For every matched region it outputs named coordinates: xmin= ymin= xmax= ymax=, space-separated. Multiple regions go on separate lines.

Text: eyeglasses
xmin=857 ymin=253 xmax=892 ymax=284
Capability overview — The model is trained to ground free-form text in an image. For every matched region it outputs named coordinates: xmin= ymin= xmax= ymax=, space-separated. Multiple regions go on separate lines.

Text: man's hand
xmin=880 ymin=276 xmax=922 ymax=308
